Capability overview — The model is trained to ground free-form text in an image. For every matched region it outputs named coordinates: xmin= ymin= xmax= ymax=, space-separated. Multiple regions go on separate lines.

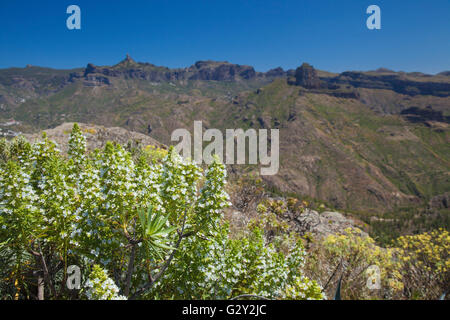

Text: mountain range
xmin=1 ymin=55 xmax=449 ymax=240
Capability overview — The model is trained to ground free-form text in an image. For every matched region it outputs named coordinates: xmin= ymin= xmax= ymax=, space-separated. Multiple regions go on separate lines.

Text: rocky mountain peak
xmin=265 ymin=67 xmax=286 ymax=78
xmin=84 ymin=63 xmax=96 ymax=74
xmin=115 ymin=54 xmax=138 ymax=68
xmin=125 ymin=53 xmax=133 ymax=62
xmin=295 ymin=63 xmax=322 ymax=89
xmin=374 ymin=67 xmax=395 ymax=73
xmin=189 ymin=60 xmax=257 ymax=81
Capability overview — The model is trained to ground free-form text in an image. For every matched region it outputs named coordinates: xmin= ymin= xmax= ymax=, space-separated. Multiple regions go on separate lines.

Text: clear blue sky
xmin=1 ymin=0 xmax=449 ymax=73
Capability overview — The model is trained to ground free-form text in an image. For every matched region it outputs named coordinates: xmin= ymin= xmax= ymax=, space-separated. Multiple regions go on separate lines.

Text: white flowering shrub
xmin=153 ymin=220 xmax=324 ymax=300
xmin=0 ymin=124 xmax=323 ymax=300
xmin=152 ymin=158 xmax=324 ymax=300
xmin=83 ymin=265 xmax=126 ymax=300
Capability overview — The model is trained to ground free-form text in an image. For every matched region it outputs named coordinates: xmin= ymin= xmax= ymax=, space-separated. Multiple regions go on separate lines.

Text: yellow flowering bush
xmin=306 ymin=228 xmax=403 ymax=299
xmin=394 ymin=229 xmax=449 ymax=299
xmin=143 ymin=145 xmax=168 ymax=164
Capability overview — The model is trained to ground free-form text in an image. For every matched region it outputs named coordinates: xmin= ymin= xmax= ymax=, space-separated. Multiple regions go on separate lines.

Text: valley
xmin=1 ymin=56 xmax=449 ymax=242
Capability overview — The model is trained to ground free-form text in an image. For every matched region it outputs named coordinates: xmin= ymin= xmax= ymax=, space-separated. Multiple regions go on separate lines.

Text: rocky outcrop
xmin=81 ymin=56 xmax=260 ymax=83
xmin=288 ymin=63 xmax=361 ymax=99
xmin=294 ymin=63 xmax=322 ymax=89
xmin=83 ymin=60 xmax=181 ymax=82
xmin=438 ymin=71 xmax=450 ymax=77
xmin=265 ymin=67 xmax=286 ymax=78
xmin=23 ymin=122 xmax=164 ymax=154
xmin=328 ymin=71 xmax=450 ymax=97
xmin=187 ymin=60 xmax=256 ymax=81
xmin=286 ymin=62 xmax=450 ymax=98
xmin=275 ymin=206 xmax=366 ymax=238
xmin=84 ymin=74 xmax=111 ymax=86
xmin=429 ymin=192 xmax=450 ymax=210
xmin=400 ymin=106 xmax=450 ymax=124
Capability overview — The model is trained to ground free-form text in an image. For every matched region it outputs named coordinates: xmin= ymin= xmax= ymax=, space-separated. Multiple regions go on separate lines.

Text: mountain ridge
xmin=1 ymin=56 xmax=448 ymax=111
xmin=0 ymin=57 xmax=448 ymax=239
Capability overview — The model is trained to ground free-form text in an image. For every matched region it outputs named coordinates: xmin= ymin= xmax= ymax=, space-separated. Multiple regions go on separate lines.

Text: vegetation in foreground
xmin=0 ymin=124 xmax=323 ymax=300
xmin=0 ymin=124 xmax=448 ymax=300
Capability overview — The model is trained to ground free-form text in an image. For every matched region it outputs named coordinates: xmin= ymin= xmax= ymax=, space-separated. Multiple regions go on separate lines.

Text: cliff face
xmin=79 ymin=57 xmax=261 ymax=83
xmin=188 ymin=60 xmax=257 ymax=80
xmin=294 ymin=63 xmax=322 ymax=89
xmin=287 ymin=63 xmax=450 ymax=98
xmin=400 ymin=106 xmax=450 ymax=124
xmin=330 ymin=71 xmax=450 ymax=97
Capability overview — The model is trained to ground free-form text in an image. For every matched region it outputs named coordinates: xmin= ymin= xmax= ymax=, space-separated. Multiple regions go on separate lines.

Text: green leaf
xmin=138 ymin=208 xmax=147 ymax=232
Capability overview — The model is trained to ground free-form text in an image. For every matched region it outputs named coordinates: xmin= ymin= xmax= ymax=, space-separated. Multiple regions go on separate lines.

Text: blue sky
xmin=0 ymin=0 xmax=449 ymax=73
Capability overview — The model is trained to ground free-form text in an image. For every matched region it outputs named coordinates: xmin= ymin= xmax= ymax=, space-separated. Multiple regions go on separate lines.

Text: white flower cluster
xmin=1 ymin=126 xmax=322 ymax=300
xmin=0 ymin=163 xmax=40 ymax=230
xmin=83 ymin=265 xmax=127 ymax=300
xmin=159 ymin=149 xmax=202 ymax=221
xmin=68 ymin=123 xmax=87 ymax=167
xmin=0 ymin=124 xmax=239 ymax=298
xmin=195 ymin=156 xmax=231 ymax=230
xmin=153 ymin=223 xmax=324 ymax=300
